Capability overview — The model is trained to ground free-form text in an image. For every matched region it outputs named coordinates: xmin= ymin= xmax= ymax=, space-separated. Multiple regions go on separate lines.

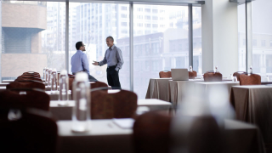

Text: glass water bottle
xmin=43 ymin=67 xmax=46 ymax=80
xmin=249 ymin=66 xmax=253 ymax=75
xmin=51 ymin=69 xmax=57 ymax=91
xmin=59 ymin=70 xmax=69 ymax=101
xmin=214 ymin=66 xmax=218 ymax=73
xmin=72 ymin=72 xmax=91 ymax=133
xmin=45 ymin=68 xmax=49 ymax=83
xmin=48 ymin=68 xmax=52 ymax=85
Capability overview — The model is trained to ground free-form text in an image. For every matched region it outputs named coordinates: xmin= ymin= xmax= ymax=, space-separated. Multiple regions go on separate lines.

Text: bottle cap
xmin=75 ymin=72 xmax=88 ymax=82
xmin=60 ymin=70 xmax=68 ymax=75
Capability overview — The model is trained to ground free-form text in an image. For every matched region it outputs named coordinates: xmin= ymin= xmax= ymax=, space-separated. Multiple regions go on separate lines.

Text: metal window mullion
xmin=65 ymin=1 xmax=69 ymax=72
xmin=188 ymin=4 xmax=193 ymax=69
xmin=129 ymin=2 xmax=134 ymax=91
xmin=0 ymin=0 xmax=2 ymax=82
xmin=245 ymin=1 xmax=252 ymax=73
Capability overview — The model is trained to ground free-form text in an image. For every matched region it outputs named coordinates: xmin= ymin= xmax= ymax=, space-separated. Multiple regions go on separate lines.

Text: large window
xmin=69 ymin=3 xmax=130 ymax=90
xmin=133 ymin=4 xmax=189 ymax=98
xmin=251 ymin=0 xmax=272 ymax=80
xmin=1 ymin=1 xmax=65 ymax=80
xmin=193 ymin=7 xmax=202 ymax=74
xmin=0 ymin=1 xmax=203 ymax=98
xmin=238 ymin=3 xmax=246 ymax=72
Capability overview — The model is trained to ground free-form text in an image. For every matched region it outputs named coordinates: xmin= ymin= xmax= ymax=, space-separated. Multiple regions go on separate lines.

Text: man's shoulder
xmin=77 ymin=51 xmax=87 ymax=56
xmin=72 ymin=51 xmax=87 ymax=58
xmin=114 ymin=45 xmax=121 ymax=51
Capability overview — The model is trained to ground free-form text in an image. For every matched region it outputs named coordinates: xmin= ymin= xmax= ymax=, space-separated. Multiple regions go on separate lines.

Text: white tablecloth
xmin=0 ymin=86 xmax=6 ymax=91
xmin=45 ymin=90 xmax=72 ymax=100
xmin=194 ymin=81 xmax=240 ymax=93
xmin=169 ymin=79 xmax=204 ymax=108
xmin=56 ymin=119 xmax=264 ymax=153
xmin=0 ymin=83 xmax=8 ymax=86
xmin=57 ymin=119 xmax=133 ymax=153
xmin=50 ymin=99 xmax=172 ymax=120
xmin=2 ymin=80 xmax=14 ymax=83
xmin=145 ymin=78 xmax=172 ymax=102
xmin=45 ymin=85 xmax=60 ymax=91
xmin=231 ymin=85 xmax=272 ymax=146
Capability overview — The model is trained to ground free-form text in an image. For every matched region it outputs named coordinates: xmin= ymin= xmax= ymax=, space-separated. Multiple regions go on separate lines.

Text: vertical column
xmin=129 ymin=2 xmax=134 ymax=91
xmin=245 ymin=2 xmax=252 ymax=73
xmin=0 ymin=0 xmax=2 ymax=82
xmin=202 ymin=0 xmax=238 ymax=76
xmin=65 ymin=1 xmax=69 ymax=72
xmin=188 ymin=4 xmax=193 ymax=69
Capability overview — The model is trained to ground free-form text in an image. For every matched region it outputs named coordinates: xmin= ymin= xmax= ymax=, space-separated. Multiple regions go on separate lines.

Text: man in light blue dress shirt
xmin=93 ymin=36 xmax=124 ymax=88
xmin=71 ymin=41 xmax=97 ymax=82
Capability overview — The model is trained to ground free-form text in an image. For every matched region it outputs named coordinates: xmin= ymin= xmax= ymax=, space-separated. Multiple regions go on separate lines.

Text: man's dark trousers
xmin=107 ymin=65 xmax=121 ymax=89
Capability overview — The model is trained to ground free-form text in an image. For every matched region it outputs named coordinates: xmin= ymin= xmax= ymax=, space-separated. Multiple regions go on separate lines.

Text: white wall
xmin=202 ymin=0 xmax=238 ymax=76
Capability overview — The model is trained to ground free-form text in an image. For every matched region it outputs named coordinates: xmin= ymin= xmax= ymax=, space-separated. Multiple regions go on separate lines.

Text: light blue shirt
xmin=71 ymin=50 xmax=89 ymax=74
xmin=99 ymin=45 xmax=124 ymax=71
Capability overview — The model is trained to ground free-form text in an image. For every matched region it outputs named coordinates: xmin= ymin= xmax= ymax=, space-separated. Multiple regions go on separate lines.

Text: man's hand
xmin=92 ymin=61 xmax=99 ymax=66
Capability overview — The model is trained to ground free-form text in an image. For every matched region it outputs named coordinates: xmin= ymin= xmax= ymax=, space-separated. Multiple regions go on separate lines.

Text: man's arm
xmin=93 ymin=51 xmax=107 ymax=66
xmin=82 ymin=54 xmax=90 ymax=74
xmin=115 ymin=48 xmax=124 ymax=71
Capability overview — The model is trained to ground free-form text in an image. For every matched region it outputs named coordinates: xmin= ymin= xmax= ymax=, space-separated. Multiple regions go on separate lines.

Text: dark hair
xmin=75 ymin=41 xmax=83 ymax=50
xmin=106 ymin=36 xmax=114 ymax=42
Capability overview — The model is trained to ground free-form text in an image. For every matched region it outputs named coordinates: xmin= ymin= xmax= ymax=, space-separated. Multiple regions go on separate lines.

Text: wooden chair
xmin=91 ymin=90 xmax=137 ymax=119
xmin=68 ymin=75 xmax=75 ymax=99
xmin=0 ymin=108 xmax=57 ymax=153
xmin=203 ymin=72 xmax=222 ymax=82
xmin=189 ymin=71 xmax=197 ymax=79
xmin=133 ymin=111 xmax=172 ymax=153
xmin=0 ymin=89 xmax=50 ymax=111
xmin=133 ymin=112 xmax=224 ymax=153
xmin=22 ymin=71 xmax=41 ymax=78
xmin=159 ymin=71 xmax=172 ymax=78
xmin=91 ymin=81 xmax=108 ymax=90
xmin=68 ymin=74 xmax=75 ymax=78
xmin=7 ymin=80 xmax=45 ymax=90
xmin=239 ymin=74 xmax=261 ymax=85
xmin=233 ymin=71 xmax=247 ymax=81
xmin=16 ymin=76 xmax=42 ymax=82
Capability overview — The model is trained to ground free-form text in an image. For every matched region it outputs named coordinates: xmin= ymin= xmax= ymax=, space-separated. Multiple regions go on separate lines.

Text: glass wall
xmin=251 ymin=0 xmax=272 ymax=80
xmin=1 ymin=1 xmax=65 ymax=80
xmin=238 ymin=3 xmax=246 ymax=72
xmin=69 ymin=3 xmax=130 ymax=90
xmin=193 ymin=6 xmax=202 ymax=75
xmin=132 ymin=4 xmax=189 ymax=98
xmin=0 ymin=1 xmax=203 ymax=98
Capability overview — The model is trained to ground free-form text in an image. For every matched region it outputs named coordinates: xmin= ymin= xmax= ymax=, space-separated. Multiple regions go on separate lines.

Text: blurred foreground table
xmin=57 ymin=119 xmax=264 ymax=153
xmin=45 ymin=90 xmax=72 ymax=100
xmin=0 ymin=83 xmax=8 ymax=86
xmin=0 ymin=86 xmax=6 ymax=91
xmin=2 ymin=80 xmax=14 ymax=83
xmin=57 ymin=119 xmax=133 ymax=153
xmin=231 ymin=85 xmax=272 ymax=150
